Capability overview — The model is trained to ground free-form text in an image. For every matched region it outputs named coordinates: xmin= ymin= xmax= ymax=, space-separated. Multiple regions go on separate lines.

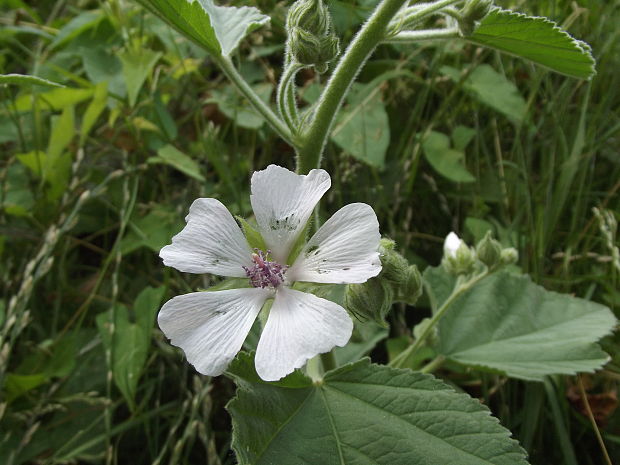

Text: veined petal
xmin=250 ymin=165 xmax=330 ymax=263
xmin=287 ymin=203 xmax=381 ymax=284
xmin=255 ymin=287 xmax=352 ymax=381
xmin=160 ymin=198 xmax=253 ymax=276
xmin=158 ymin=288 xmax=272 ymax=376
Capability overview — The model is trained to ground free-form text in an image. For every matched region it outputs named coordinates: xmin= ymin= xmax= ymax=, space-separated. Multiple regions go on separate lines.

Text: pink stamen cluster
xmin=243 ymin=249 xmax=288 ymax=289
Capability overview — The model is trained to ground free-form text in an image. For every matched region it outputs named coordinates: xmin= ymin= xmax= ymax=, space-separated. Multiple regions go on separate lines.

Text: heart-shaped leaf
xmin=228 ymin=354 xmax=529 ymax=464
xmin=424 ymin=268 xmax=616 ymax=381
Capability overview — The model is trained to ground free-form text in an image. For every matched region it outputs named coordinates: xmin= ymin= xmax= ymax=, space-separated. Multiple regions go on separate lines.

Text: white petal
xmin=443 ymin=231 xmax=462 ymax=258
xmin=160 ymin=198 xmax=253 ymax=276
xmin=158 ymin=288 xmax=272 ymax=376
xmin=255 ymin=287 xmax=353 ymax=381
xmin=287 ymin=203 xmax=381 ymax=284
xmin=250 ymin=165 xmax=330 ymax=263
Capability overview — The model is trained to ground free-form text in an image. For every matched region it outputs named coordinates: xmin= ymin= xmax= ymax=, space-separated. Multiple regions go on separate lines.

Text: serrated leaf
xmin=422 ymin=130 xmax=476 ymax=183
xmin=424 ymin=268 xmax=617 ymax=381
xmin=228 ymin=354 xmax=529 ymax=465
xmin=469 ymin=8 xmax=595 ymax=79
xmin=0 ymin=73 xmax=65 ymax=88
xmin=135 ymin=0 xmax=269 ymax=57
xmin=148 ymin=144 xmax=205 ymax=181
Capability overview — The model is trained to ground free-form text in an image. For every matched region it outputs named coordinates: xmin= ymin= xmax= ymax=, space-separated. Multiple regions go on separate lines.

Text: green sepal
xmin=236 ymin=216 xmax=267 ymax=251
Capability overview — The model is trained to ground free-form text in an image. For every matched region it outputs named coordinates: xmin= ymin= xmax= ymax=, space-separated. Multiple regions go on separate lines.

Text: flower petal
xmin=255 ymin=287 xmax=352 ymax=381
xmin=443 ymin=231 xmax=462 ymax=258
xmin=158 ymin=288 xmax=272 ymax=376
xmin=160 ymin=198 xmax=253 ymax=276
xmin=287 ymin=203 xmax=381 ymax=284
xmin=250 ymin=165 xmax=330 ymax=263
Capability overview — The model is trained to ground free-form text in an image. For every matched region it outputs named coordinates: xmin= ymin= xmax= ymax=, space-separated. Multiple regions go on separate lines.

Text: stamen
xmin=243 ymin=249 xmax=288 ymax=289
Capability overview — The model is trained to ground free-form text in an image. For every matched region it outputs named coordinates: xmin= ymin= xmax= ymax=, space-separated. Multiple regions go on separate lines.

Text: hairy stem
xmin=296 ymin=0 xmax=410 ymax=173
xmin=390 ymin=270 xmax=490 ymax=368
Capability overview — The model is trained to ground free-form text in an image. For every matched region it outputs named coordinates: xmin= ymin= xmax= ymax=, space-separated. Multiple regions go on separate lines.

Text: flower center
xmin=243 ymin=249 xmax=288 ymax=289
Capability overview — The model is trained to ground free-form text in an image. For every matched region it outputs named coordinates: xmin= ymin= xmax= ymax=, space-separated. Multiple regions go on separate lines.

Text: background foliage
xmin=0 ymin=0 xmax=619 ymax=464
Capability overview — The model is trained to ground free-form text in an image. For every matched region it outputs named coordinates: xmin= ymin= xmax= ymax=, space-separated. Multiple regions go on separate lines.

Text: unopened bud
xmin=476 ymin=231 xmax=502 ymax=268
xmin=287 ymin=0 xmax=331 ymax=36
xmin=286 ymin=0 xmax=339 ymax=72
xmin=395 ymin=265 xmax=423 ymax=306
xmin=344 ymin=278 xmax=393 ymax=326
xmin=379 ymin=239 xmax=409 ymax=286
xmin=459 ymin=0 xmax=493 ymax=35
xmin=500 ymin=247 xmax=519 ymax=266
xmin=442 ymin=232 xmax=476 ymax=275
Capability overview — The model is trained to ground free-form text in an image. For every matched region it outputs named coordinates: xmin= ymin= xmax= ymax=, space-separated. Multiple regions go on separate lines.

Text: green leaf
xmin=228 ymin=354 xmax=529 ymax=464
xmin=4 ymin=373 xmax=47 ymax=402
xmin=119 ymin=48 xmax=162 ymax=107
xmin=0 ymin=73 xmax=64 ymax=88
xmin=469 ymin=8 xmax=596 ymax=80
xmin=134 ymin=286 xmax=166 ymax=345
xmin=12 ymin=87 xmax=94 ymax=112
xmin=441 ymin=64 xmax=527 ymax=123
xmin=96 ymin=304 xmax=152 ymax=410
xmin=148 ymin=144 xmax=205 ymax=181
xmin=425 ymin=268 xmax=617 ymax=381
xmin=120 ymin=205 xmax=183 ymax=255
xmin=236 ymin=216 xmax=267 ymax=251
xmin=2 ymin=164 xmax=34 ymax=217
xmin=207 ymin=83 xmax=272 ymax=129
xmin=49 ymin=10 xmax=105 ymax=50
xmin=331 ymin=82 xmax=390 ymax=169
xmin=136 ymin=0 xmax=269 ymax=57
xmin=422 ymin=131 xmax=476 ymax=183
xmin=80 ymin=81 xmax=108 ymax=144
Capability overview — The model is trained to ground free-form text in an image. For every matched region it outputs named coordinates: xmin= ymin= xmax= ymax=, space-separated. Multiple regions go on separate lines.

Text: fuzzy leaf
xmin=469 ymin=8 xmax=595 ymax=79
xmin=135 ymin=0 xmax=269 ymax=57
xmin=425 ymin=268 xmax=617 ymax=381
xmin=228 ymin=354 xmax=529 ymax=465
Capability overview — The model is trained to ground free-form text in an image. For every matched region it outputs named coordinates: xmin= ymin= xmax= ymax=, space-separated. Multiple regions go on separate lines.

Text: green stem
xmin=385 ymin=27 xmax=460 ymax=43
xmin=277 ymin=61 xmax=304 ymax=133
xmin=390 ymin=270 xmax=489 ymax=368
xmin=296 ymin=0 xmax=410 ymax=173
xmin=215 ymin=56 xmax=295 ymax=146
xmin=296 ymin=0 xmax=464 ymax=173
xmin=420 ymin=355 xmax=446 ymax=374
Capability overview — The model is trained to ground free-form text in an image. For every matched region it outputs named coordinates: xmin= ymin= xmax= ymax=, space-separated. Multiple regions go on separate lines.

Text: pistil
xmin=243 ymin=249 xmax=288 ymax=288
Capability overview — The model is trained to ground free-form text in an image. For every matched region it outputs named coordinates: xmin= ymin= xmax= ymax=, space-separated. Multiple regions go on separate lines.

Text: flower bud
xmin=500 ymin=247 xmax=519 ymax=266
xmin=458 ymin=0 xmax=493 ymax=35
xmin=442 ymin=232 xmax=476 ymax=275
xmin=286 ymin=0 xmax=339 ymax=73
xmin=287 ymin=0 xmax=330 ymax=36
xmin=344 ymin=278 xmax=394 ymax=326
xmin=476 ymin=231 xmax=502 ymax=269
xmin=395 ymin=265 xmax=423 ymax=305
xmin=379 ymin=239 xmax=409 ymax=286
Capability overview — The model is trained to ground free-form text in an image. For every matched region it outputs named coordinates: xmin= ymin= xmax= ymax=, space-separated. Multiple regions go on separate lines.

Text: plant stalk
xmin=390 ymin=270 xmax=489 ymax=368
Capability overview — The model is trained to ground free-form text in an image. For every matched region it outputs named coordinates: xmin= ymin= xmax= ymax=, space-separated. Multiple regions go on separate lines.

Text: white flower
xmin=443 ymin=231 xmax=463 ymax=258
xmin=158 ymin=165 xmax=381 ymax=381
